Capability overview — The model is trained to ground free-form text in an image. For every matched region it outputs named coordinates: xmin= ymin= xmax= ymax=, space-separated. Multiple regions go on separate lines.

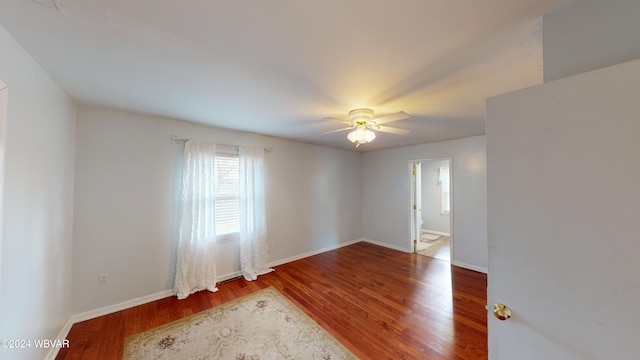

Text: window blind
xmin=214 ymin=152 xmax=240 ymax=238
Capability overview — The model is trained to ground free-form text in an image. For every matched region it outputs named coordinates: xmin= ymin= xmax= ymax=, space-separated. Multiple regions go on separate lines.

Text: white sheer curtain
xmin=174 ymin=140 xmax=218 ymax=299
xmin=239 ymin=146 xmax=273 ymax=281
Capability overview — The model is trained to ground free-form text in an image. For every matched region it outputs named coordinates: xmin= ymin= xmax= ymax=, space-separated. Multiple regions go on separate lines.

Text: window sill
xmin=216 ymin=233 xmax=239 ymax=243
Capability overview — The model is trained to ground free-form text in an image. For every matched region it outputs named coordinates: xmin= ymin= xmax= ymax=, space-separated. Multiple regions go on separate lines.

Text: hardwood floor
xmin=56 ymin=242 xmax=487 ymax=359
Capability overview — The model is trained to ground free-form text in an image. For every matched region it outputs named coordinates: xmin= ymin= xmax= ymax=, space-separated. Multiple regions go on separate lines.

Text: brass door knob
xmin=493 ymin=303 xmax=512 ymax=321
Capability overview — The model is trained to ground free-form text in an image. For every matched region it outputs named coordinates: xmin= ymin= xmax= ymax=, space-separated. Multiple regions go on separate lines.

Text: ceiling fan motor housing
xmin=348 ymin=108 xmax=375 ymax=122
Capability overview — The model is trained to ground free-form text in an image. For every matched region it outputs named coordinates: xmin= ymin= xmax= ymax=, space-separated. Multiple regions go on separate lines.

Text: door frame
xmin=408 ymin=157 xmax=453 ymax=259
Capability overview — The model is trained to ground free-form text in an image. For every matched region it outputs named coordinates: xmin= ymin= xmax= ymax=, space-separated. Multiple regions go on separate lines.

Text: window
xmin=214 ymin=146 xmax=239 ymax=241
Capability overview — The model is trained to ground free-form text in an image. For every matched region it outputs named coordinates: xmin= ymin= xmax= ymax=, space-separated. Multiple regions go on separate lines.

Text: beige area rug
xmin=123 ymin=287 xmax=357 ymax=360
xmin=417 ymin=232 xmax=443 ymax=252
xmin=421 ymin=232 xmax=441 ymax=241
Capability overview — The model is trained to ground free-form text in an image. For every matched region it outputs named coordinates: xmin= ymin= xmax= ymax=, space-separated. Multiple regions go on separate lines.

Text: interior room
xmin=1 ymin=0 xmax=639 ymax=359
xmin=414 ymin=158 xmax=452 ymax=261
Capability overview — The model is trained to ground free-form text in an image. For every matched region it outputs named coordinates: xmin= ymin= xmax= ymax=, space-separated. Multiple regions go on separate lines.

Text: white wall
xmin=0 ymin=81 xmax=6 ymax=296
xmin=543 ymin=0 xmax=640 ymax=82
xmin=0 ymin=25 xmax=76 ymax=360
xmin=72 ymin=106 xmax=362 ymax=313
xmin=362 ymin=136 xmax=487 ymax=272
xmin=420 ymin=159 xmax=450 ymax=234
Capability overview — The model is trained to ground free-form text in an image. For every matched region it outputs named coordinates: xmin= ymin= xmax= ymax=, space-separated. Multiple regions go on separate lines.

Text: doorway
xmin=410 ymin=157 xmax=452 ymax=262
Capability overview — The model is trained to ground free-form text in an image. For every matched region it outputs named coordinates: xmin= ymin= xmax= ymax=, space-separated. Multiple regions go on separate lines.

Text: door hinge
xmin=413 ymin=204 xmax=417 ymax=209
xmin=413 ymin=169 xmax=416 ymax=175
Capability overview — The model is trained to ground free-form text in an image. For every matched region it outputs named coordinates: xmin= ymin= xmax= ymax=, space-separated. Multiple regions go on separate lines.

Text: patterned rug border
xmin=123 ymin=286 xmax=357 ymax=359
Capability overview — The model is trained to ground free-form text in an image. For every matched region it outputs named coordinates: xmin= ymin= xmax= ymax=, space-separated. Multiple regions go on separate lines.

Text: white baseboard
xmin=268 ymin=238 xmax=361 ymax=267
xmin=217 ymin=271 xmax=243 ymax=282
xmin=47 ymin=288 xmax=175 ymax=359
xmin=361 ymin=238 xmax=488 ymax=275
xmin=72 ymin=288 xmax=176 ymax=324
xmin=50 ymin=237 xmax=484 ymax=357
xmin=361 ymin=238 xmax=411 ymax=253
xmin=452 ymin=261 xmax=488 ymax=274
xmin=422 ymin=229 xmax=450 ymax=236
xmin=45 ymin=316 xmax=75 ymax=360
xmin=51 ymin=238 xmax=364 ymax=352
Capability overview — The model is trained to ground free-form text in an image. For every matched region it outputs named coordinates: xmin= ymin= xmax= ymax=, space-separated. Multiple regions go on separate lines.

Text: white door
xmin=410 ymin=162 xmax=422 ymax=252
xmin=486 ymin=59 xmax=640 ymax=359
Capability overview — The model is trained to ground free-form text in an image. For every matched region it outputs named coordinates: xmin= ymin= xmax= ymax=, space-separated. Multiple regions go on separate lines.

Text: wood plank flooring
xmin=56 ymin=242 xmax=487 ymax=359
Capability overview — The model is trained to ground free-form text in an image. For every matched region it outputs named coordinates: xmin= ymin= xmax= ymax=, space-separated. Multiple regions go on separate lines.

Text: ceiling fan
xmin=317 ymin=108 xmax=411 ymax=147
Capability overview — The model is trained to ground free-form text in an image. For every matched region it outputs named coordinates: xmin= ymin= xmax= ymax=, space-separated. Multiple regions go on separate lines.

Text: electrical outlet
xmin=98 ymin=273 xmax=109 ymax=285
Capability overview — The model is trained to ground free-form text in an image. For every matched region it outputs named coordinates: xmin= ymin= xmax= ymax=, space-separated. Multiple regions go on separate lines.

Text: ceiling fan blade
xmin=315 ymin=126 xmax=354 ymax=136
xmin=323 ymin=117 xmax=353 ymax=124
xmin=371 ymin=111 xmax=410 ymax=125
xmin=374 ymin=125 xmax=410 ymax=135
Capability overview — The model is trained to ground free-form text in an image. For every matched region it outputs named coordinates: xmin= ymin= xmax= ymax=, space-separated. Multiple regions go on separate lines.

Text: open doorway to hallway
xmin=410 ymin=158 xmax=452 ymax=262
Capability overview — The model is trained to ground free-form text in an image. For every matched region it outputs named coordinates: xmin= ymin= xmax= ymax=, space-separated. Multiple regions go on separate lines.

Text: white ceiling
xmin=0 ymin=0 xmax=572 ymax=151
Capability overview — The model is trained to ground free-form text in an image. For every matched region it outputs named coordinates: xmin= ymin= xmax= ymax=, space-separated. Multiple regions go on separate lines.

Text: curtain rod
xmin=170 ymin=135 xmax=273 ymax=153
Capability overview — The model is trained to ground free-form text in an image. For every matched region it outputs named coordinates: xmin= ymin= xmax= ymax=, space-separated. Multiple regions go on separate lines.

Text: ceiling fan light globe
xmin=347 ymin=130 xmax=359 ymax=143
xmin=347 ymin=127 xmax=376 ymax=145
xmin=364 ymin=129 xmax=376 ymax=142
